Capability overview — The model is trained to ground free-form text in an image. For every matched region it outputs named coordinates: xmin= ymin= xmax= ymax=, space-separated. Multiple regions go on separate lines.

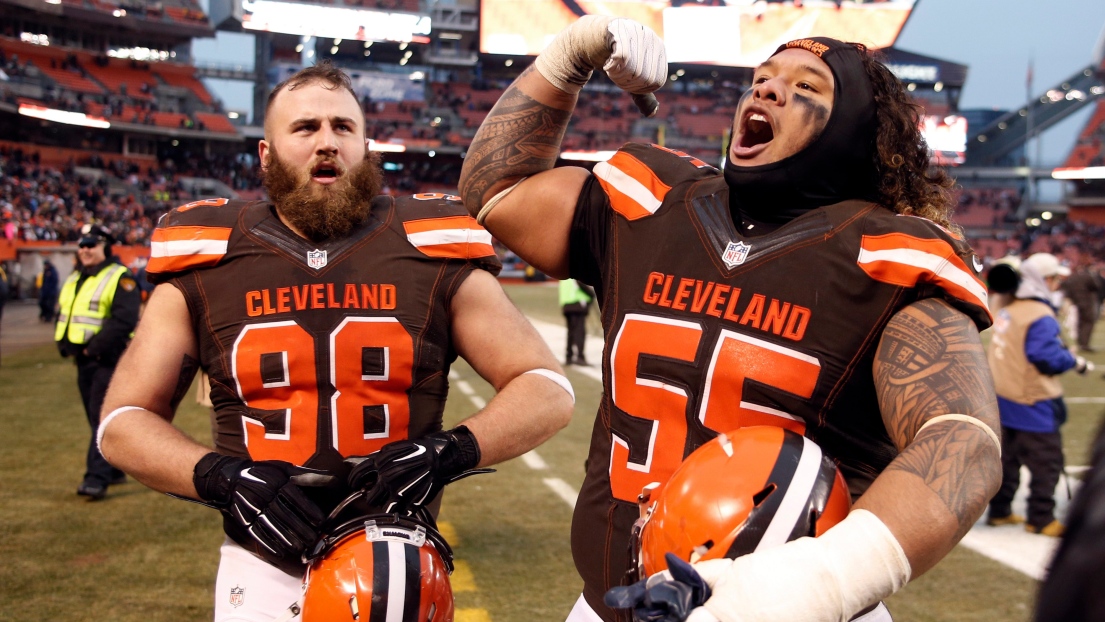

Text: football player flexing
xmin=459 ymin=17 xmax=1001 ymax=622
xmin=98 ymin=61 xmax=574 ymax=622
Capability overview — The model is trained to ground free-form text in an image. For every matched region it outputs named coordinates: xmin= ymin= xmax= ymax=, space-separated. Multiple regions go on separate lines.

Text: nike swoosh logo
xmin=396 ymin=445 xmax=427 ymax=462
xmin=972 ymin=256 xmax=984 ymax=273
xmin=240 ymin=468 xmax=265 ymax=483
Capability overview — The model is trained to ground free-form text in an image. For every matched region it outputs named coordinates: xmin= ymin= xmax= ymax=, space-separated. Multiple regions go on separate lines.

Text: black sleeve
xmin=84 ymin=270 xmax=141 ymax=363
xmin=568 ymin=174 xmax=613 ymax=295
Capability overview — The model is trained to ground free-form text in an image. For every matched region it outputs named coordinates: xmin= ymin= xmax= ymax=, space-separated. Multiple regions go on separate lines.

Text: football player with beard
xmin=98 ymin=61 xmax=574 ymax=621
xmin=459 ymin=17 xmax=1001 ymax=622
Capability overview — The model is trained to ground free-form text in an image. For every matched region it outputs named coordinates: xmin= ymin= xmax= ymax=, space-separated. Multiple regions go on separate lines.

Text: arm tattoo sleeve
xmin=874 ymin=298 xmax=1001 ymax=537
xmin=169 ymin=354 xmax=200 ymax=412
xmin=459 ymin=66 xmax=575 ymax=212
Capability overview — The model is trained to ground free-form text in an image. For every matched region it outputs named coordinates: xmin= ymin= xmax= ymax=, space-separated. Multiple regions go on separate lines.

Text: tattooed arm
xmin=457 ymin=65 xmax=591 ymax=277
xmin=855 ymin=297 xmax=1002 ymax=577
xmin=99 ymin=283 xmax=212 ymax=498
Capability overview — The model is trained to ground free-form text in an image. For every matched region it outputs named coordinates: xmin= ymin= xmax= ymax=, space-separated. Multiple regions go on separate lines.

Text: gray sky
xmin=896 ymin=0 xmax=1105 ymax=167
xmin=192 ymin=0 xmax=1105 ymax=167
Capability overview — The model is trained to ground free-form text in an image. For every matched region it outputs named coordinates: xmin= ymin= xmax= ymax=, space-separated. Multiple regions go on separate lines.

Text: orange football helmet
xmin=632 ymin=426 xmax=851 ymax=578
xmin=301 ymin=512 xmax=454 ymax=622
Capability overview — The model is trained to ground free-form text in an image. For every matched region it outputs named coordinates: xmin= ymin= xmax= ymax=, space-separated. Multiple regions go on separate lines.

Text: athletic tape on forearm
xmin=475 ymin=176 xmax=528 ymax=226
xmin=695 ymin=509 xmax=911 ymax=622
xmin=96 ymin=406 xmax=148 ymax=454
xmin=523 ymin=369 xmax=575 ymax=404
xmin=917 ymin=414 xmax=1001 ymax=457
xmin=534 ymin=15 xmax=615 ymax=94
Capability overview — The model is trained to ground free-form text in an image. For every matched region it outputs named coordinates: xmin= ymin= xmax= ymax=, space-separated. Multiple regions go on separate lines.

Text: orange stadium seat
xmin=83 ymin=58 xmax=157 ymax=100
xmin=150 ymin=111 xmax=190 ymax=128
xmin=194 ymin=112 xmax=238 ymax=134
xmin=154 ymin=64 xmax=215 ymax=105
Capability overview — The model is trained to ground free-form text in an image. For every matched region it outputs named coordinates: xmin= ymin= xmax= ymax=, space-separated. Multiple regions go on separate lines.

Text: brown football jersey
xmin=566 ymin=143 xmax=992 ymax=620
xmin=147 ymin=192 xmax=498 ymax=555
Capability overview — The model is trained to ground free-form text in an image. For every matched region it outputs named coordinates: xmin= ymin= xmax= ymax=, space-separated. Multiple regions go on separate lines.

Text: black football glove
xmin=192 ymin=452 xmax=334 ymax=562
xmin=604 ymin=554 xmax=712 ymax=622
xmin=346 ymin=426 xmax=493 ymax=515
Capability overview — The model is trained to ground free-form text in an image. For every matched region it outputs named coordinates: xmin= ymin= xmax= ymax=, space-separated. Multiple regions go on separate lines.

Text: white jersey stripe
xmin=593 ymin=161 xmax=663 ymax=215
xmin=150 ymin=238 xmax=229 ymax=258
xmin=756 ymin=436 xmax=823 ymax=552
xmin=386 ymin=541 xmax=407 ymax=622
xmin=406 ymin=228 xmax=493 ymax=248
xmin=857 ymin=247 xmax=989 ymax=308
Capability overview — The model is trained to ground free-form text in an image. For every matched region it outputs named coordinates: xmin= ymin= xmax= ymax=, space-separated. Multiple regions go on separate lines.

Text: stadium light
xmin=368 ymin=140 xmax=406 ymax=153
xmin=18 ymin=104 xmax=109 ymax=129
xmin=1042 ymin=211 xmax=1053 ymax=220
xmin=1052 ymin=166 xmax=1105 ymax=180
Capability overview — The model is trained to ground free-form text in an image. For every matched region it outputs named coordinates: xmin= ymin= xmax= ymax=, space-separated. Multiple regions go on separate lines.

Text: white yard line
xmin=543 ymin=478 xmax=579 ymax=508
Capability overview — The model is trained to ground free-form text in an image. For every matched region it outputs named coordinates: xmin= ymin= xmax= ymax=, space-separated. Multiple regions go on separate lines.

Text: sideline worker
xmin=560 ymin=278 xmax=594 ymax=366
xmin=987 ymin=252 xmax=1090 ymax=536
xmin=56 ymin=224 xmax=140 ymax=501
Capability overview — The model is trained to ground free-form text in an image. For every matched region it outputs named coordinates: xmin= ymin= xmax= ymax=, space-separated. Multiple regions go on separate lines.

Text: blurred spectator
xmin=986 ymin=253 xmax=1090 ymax=537
xmin=0 ymin=262 xmax=8 ymax=365
xmin=39 ymin=259 xmax=58 ymax=322
xmin=1062 ymin=252 xmax=1101 ymax=352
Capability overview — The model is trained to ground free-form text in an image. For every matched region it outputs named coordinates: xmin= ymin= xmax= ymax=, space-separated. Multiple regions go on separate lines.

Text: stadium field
xmin=2 ymin=284 xmax=1102 ymax=621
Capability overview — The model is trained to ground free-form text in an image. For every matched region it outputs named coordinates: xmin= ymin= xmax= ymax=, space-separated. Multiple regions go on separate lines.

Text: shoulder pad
xmin=592 ymin=143 xmax=718 ymax=221
xmin=147 ymin=198 xmax=242 ymax=281
xmin=395 ymin=194 xmax=500 ymax=274
xmin=858 ymin=208 xmax=992 ymax=328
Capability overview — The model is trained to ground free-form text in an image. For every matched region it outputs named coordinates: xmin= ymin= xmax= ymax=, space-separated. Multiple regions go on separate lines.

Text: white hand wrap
xmin=689 ymin=509 xmax=911 ymax=622
xmin=534 ymin=15 xmax=667 ymax=95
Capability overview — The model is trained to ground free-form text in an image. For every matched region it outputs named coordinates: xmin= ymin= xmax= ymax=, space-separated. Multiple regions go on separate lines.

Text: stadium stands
xmin=154 ymin=63 xmax=215 ymax=105
xmin=1062 ymin=100 xmax=1105 ymax=169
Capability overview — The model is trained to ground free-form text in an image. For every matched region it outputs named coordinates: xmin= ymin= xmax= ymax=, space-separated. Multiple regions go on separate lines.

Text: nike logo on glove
xmin=396 ymin=445 xmax=427 ymax=461
xmin=240 ymin=468 xmax=266 ymax=483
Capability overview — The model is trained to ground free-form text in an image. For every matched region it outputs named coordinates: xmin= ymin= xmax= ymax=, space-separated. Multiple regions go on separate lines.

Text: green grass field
xmin=2 ymin=283 xmax=1103 ymax=621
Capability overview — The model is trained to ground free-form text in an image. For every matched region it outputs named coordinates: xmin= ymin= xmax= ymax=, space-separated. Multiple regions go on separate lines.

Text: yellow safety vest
xmin=55 ymin=263 xmax=129 ymax=345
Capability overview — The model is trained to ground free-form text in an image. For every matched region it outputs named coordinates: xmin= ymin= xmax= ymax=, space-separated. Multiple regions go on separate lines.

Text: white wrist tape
xmin=523 ymin=369 xmax=575 ymax=404
xmin=97 ymin=406 xmax=148 ymax=454
xmin=476 ymin=176 xmax=528 ymax=226
xmin=534 ymin=15 xmax=615 ymax=94
xmin=917 ymin=413 xmax=1001 ymax=457
xmin=692 ymin=509 xmax=911 ymax=622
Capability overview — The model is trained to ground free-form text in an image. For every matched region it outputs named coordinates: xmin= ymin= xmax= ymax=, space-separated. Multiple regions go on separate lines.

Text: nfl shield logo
xmin=722 ymin=241 xmax=751 ymax=268
xmin=307 ymin=249 xmax=327 ymax=269
xmin=229 ymin=586 xmax=245 ymax=608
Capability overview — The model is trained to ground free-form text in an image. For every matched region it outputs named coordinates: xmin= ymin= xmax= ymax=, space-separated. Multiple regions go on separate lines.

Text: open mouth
xmin=738 ymin=112 xmax=775 ymax=151
xmin=311 ymin=161 xmax=341 ymax=182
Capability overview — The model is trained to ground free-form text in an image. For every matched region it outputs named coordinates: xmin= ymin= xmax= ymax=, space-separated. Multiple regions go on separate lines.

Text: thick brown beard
xmin=263 ymin=146 xmax=384 ymax=242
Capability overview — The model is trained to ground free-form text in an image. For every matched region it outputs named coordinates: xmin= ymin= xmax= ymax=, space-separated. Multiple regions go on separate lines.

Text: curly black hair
xmin=860 ymin=51 xmax=958 ymax=231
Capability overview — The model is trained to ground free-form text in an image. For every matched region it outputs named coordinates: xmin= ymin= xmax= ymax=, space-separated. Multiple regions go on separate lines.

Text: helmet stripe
xmin=761 ymin=436 xmax=824 ymax=551
xmin=402 ymin=543 xmax=421 ymax=622
xmin=385 ymin=541 xmax=409 ymax=621
xmin=725 ymin=429 xmax=805 ymax=557
xmin=370 ymin=540 xmax=392 ymax=621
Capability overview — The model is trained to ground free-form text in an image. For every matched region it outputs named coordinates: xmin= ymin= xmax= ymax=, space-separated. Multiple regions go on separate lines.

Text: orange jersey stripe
xmin=403 ymin=217 xmax=496 ymax=260
xmin=402 ymin=215 xmax=484 ymax=235
xmin=593 ymin=151 xmax=672 ymax=221
xmin=858 ymin=233 xmax=990 ymax=316
xmin=148 ymin=225 xmax=232 ymax=273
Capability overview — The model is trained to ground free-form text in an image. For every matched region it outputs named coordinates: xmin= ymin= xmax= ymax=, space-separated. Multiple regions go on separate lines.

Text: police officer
xmin=56 ymin=224 xmax=141 ymax=501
